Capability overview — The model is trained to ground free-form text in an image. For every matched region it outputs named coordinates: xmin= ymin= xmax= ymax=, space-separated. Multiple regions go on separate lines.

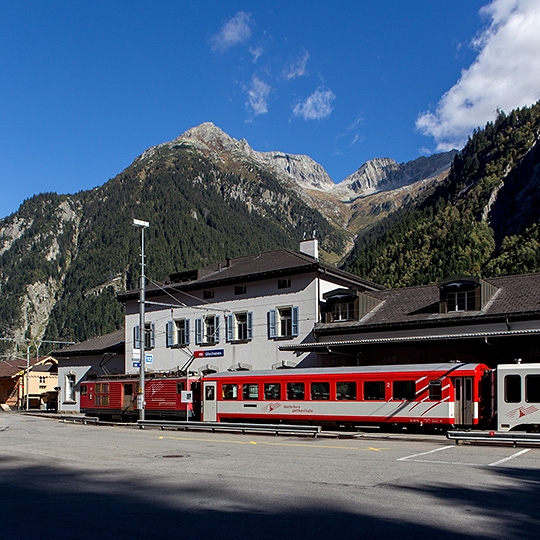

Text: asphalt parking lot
xmin=1 ymin=413 xmax=539 ymax=540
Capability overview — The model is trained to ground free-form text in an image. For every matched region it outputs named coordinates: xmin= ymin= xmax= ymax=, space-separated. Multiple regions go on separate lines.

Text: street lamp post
xmin=133 ymin=218 xmax=149 ymax=421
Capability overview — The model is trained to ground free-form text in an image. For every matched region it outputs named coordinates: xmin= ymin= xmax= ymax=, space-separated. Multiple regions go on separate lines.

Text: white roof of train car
xmin=204 ymin=363 xmax=487 ymax=379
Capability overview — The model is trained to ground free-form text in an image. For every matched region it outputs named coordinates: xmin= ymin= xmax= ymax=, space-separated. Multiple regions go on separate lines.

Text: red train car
xmin=200 ymin=363 xmax=490 ymax=429
xmin=79 ymin=362 xmax=540 ymax=431
xmin=80 ymin=375 xmax=200 ymax=420
xmin=80 ymin=363 xmax=490 ymax=429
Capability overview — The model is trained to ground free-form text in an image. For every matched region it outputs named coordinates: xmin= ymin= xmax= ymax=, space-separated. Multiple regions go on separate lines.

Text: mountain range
xmin=1 ymin=102 xmax=539 ymax=355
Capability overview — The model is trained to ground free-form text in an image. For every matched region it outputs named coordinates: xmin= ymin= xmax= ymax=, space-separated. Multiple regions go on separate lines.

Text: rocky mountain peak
xmin=344 ymin=158 xmax=398 ymax=192
xmin=175 ymin=122 xmax=239 ymax=155
xmin=332 ymin=151 xmax=457 ymax=201
xmin=170 ymin=123 xmax=336 ymax=193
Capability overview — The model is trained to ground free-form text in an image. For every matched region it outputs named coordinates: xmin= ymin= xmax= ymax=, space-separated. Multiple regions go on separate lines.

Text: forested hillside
xmin=0 ymin=142 xmax=347 ymax=353
xmin=344 ymin=102 xmax=540 ymax=286
xmin=1 ymin=103 xmax=539 ymax=355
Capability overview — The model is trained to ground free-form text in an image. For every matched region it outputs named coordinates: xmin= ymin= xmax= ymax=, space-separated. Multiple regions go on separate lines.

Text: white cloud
xmin=210 ymin=12 xmax=252 ymax=52
xmin=246 ymin=76 xmax=271 ymax=116
xmin=416 ymin=0 xmax=540 ymax=151
xmin=293 ymin=88 xmax=335 ymax=121
xmin=284 ymin=50 xmax=309 ymax=80
xmin=250 ymin=46 xmax=264 ymax=63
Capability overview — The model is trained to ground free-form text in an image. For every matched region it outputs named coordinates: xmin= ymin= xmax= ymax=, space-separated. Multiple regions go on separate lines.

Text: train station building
xmin=53 ymin=239 xmax=540 ymax=412
xmin=281 ymin=273 xmax=540 ymax=369
xmin=117 ymin=239 xmax=384 ymax=376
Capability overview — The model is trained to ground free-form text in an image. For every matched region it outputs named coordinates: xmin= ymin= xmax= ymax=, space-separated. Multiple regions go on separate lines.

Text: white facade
xmin=57 ymin=354 xmax=124 ymax=413
xmin=122 ymin=245 xmax=379 ymax=376
xmin=125 ymin=273 xmax=324 ymax=374
xmin=55 ymin=330 xmax=125 ymax=413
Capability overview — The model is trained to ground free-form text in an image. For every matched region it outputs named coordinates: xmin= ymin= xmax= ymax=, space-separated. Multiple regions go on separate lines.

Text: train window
xmin=526 ymin=375 xmax=540 ymax=403
xmin=94 ymin=383 xmax=109 ymax=407
xmin=393 ymin=380 xmax=416 ymax=401
xmin=504 ymin=375 xmax=521 ymax=403
xmin=205 ymin=386 xmax=215 ymax=401
xmin=243 ymin=383 xmax=259 ymax=400
xmin=428 ymin=381 xmax=442 ymax=401
xmin=95 ymin=396 xmax=109 ymax=406
xmin=222 ymin=384 xmax=238 ymax=400
xmin=337 ymin=381 xmax=357 ymax=400
xmin=177 ymin=381 xmax=186 ymax=394
xmin=81 ymin=386 xmax=88 ymax=396
xmin=311 ymin=382 xmax=330 ymax=400
xmin=364 ymin=381 xmax=385 ymax=400
xmin=95 ymin=383 xmax=109 ymax=394
xmin=465 ymin=378 xmax=472 ymax=401
xmin=287 ymin=382 xmax=305 ymax=400
xmin=264 ymin=383 xmax=281 ymax=400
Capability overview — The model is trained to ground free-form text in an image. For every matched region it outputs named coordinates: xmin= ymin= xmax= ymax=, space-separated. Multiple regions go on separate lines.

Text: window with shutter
xmin=269 ymin=307 xmax=299 ymax=338
xmin=168 ymin=319 xmax=190 ymax=347
xmin=196 ymin=315 xmax=219 ymax=344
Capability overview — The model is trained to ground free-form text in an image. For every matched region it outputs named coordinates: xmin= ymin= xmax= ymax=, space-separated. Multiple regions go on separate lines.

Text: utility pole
xmin=133 ymin=218 xmax=149 ymax=421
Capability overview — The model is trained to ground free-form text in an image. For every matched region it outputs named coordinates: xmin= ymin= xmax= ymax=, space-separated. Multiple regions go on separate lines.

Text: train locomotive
xmin=79 ymin=362 xmax=540 ymax=432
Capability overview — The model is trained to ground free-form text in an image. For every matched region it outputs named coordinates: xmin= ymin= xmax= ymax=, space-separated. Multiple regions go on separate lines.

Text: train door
xmin=202 ymin=381 xmax=217 ymax=422
xmin=123 ymin=383 xmax=135 ymax=412
xmin=453 ymin=377 xmax=473 ymax=425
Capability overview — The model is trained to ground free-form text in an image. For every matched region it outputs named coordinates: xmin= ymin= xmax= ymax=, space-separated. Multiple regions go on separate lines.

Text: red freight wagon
xmin=80 ymin=376 xmax=200 ymax=420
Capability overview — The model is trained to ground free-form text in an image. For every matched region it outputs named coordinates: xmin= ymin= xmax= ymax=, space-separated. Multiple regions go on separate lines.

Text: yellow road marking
xmin=158 ymin=435 xmax=387 ymax=452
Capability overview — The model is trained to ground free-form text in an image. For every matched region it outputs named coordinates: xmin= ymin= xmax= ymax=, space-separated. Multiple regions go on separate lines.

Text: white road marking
xmin=488 ymin=448 xmax=530 ymax=467
xmin=398 ymin=445 xmax=532 ymax=468
xmin=397 ymin=445 xmax=455 ymax=461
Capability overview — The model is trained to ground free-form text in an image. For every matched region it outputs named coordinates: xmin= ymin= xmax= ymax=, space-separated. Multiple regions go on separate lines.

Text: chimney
xmin=300 ymin=238 xmax=319 ymax=260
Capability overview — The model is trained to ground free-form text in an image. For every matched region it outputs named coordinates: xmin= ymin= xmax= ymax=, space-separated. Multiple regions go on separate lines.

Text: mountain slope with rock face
xmin=3 ymin=103 xmax=538 ymax=356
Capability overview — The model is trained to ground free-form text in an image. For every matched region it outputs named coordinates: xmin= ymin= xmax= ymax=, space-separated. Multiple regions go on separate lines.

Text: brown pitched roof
xmin=118 ymin=248 xmax=384 ymax=301
xmin=316 ymin=274 xmax=540 ymax=333
xmin=52 ymin=329 xmax=125 ymax=357
xmin=0 ymin=356 xmax=53 ymax=378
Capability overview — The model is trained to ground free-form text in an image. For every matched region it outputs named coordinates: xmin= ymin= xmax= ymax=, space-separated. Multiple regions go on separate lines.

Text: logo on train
xmin=506 ymin=405 xmax=539 ymax=419
xmin=262 ymin=402 xmax=281 ymax=413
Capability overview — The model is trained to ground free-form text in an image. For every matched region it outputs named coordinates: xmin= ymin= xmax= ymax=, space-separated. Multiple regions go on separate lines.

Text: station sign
xmin=194 ymin=349 xmax=224 ymax=358
xmin=181 ymin=391 xmax=193 ymax=403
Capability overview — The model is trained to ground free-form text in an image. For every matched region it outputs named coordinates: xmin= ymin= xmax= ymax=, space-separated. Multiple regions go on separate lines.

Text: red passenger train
xmin=199 ymin=363 xmax=490 ymax=429
xmin=80 ymin=362 xmax=502 ymax=430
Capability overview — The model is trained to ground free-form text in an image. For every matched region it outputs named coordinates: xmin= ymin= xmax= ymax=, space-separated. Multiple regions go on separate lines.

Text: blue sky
xmin=2 ymin=0 xmax=540 ymax=219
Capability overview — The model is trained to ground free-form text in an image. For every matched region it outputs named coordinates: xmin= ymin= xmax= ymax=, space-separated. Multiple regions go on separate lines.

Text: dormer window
xmin=438 ymin=276 xmax=498 ymax=313
xmin=446 ymin=290 xmax=476 ymax=312
xmin=322 ymin=289 xmax=380 ymax=323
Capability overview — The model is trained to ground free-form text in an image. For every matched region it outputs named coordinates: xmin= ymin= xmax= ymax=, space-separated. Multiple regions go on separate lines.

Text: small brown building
xmin=0 ymin=356 xmax=58 ymax=410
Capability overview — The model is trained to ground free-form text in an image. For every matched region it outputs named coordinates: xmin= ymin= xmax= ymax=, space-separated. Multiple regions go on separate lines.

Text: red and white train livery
xmin=200 ymin=363 xmax=487 ymax=428
xmin=79 ymin=362 xmax=540 ymax=432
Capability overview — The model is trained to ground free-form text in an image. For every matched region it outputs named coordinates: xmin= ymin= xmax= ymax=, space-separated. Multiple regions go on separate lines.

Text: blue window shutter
xmin=215 ymin=316 xmax=220 ymax=343
xmin=134 ymin=325 xmax=140 ymax=349
xmin=185 ymin=319 xmax=190 ymax=346
xmin=195 ymin=318 xmax=202 ymax=345
xmin=268 ymin=309 xmax=277 ymax=339
xmin=166 ymin=321 xmax=174 ymax=347
xmin=226 ymin=314 xmax=234 ymax=342
xmin=150 ymin=323 xmax=156 ymax=348
xmin=292 ymin=306 xmax=299 ymax=337
xmin=247 ymin=312 xmax=253 ymax=340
